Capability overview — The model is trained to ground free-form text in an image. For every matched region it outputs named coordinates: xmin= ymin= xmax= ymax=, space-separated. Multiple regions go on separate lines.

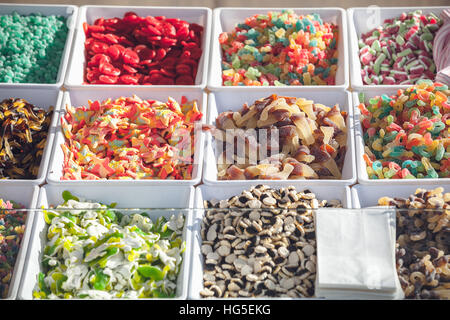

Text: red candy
xmin=83 ymin=12 xmax=204 ymax=85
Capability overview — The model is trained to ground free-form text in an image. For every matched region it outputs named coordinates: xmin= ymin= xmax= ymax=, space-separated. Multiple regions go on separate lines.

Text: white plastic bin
xmin=203 ymin=89 xmax=356 ymax=185
xmin=46 ymin=88 xmax=206 ymax=186
xmin=348 ymin=6 xmax=449 ymax=91
xmin=208 ymin=7 xmax=348 ymax=91
xmin=18 ymin=184 xmax=194 ymax=300
xmin=64 ymin=5 xmax=212 ymax=90
xmin=0 ymin=88 xmax=63 ymax=185
xmin=188 ymin=183 xmax=352 ymax=300
xmin=0 ymin=4 xmax=77 ymax=89
xmin=0 ymin=185 xmax=39 ymax=300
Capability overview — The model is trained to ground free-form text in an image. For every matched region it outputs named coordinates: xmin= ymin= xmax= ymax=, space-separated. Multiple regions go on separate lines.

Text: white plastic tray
xmin=348 ymin=6 xmax=449 ymax=91
xmin=188 ymin=183 xmax=352 ymax=300
xmin=208 ymin=7 xmax=349 ymax=91
xmin=352 ymin=184 xmax=450 ymax=208
xmin=0 ymin=4 xmax=78 ymax=89
xmin=64 ymin=5 xmax=212 ymax=90
xmin=17 ymin=184 xmax=195 ymax=300
xmin=0 ymin=185 xmax=39 ymax=300
xmin=46 ymin=88 xmax=206 ymax=186
xmin=203 ymin=89 xmax=356 ymax=186
xmin=352 ymin=89 xmax=450 ymax=185
xmin=0 ymin=88 xmax=63 ymax=185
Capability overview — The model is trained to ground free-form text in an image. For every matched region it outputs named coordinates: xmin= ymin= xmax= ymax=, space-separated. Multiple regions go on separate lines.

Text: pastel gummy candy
xmin=358 ymin=10 xmax=443 ymax=85
xmin=219 ymin=10 xmax=339 ymax=86
xmin=83 ymin=12 xmax=203 ymax=85
xmin=61 ymin=95 xmax=202 ymax=180
xmin=0 ymin=199 xmax=25 ymax=299
xmin=358 ymin=80 xmax=450 ymax=179
xmin=0 ymin=11 xmax=68 ymax=84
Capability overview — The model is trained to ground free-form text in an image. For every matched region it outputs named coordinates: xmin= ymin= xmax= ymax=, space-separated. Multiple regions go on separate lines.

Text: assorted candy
xmin=1 ymin=7 xmax=449 ymax=302
xmin=0 ymin=11 xmax=68 ymax=84
xmin=209 ymin=94 xmax=347 ymax=180
xmin=359 ymin=80 xmax=450 ymax=179
xmin=33 ymin=191 xmax=185 ymax=299
xmin=61 ymin=95 xmax=202 ymax=180
xmin=358 ymin=10 xmax=443 ymax=85
xmin=219 ymin=10 xmax=339 ymax=86
xmin=0 ymin=98 xmax=53 ymax=179
xmin=0 ymin=199 xmax=26 ymax=299
xmin=83 ymin=12 xmax=204 ymax=85
xmin=378 ymin=188 xmax=449 ymax=300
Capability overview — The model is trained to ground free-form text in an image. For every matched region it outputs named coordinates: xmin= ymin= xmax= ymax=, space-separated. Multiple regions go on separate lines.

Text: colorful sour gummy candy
xmin=358 ymin=80 xmax=450 ymax=179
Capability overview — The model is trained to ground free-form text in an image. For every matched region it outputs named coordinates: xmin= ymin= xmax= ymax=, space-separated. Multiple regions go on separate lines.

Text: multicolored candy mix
xmin=358 ymin=80 xmax=450 ymax=179
xmin=0 ymin=98 xmax=53 ymax=179
xmin=33 ymin=191 xmax=185 ymax=299
xmin=61 ymin=95 xmax=202 ymax=180
xmin=83 ymin=12 xmax=204 ymax=85
xmin=0 ymin=199 xmax=26 ymax=299
xmin=220 ymin=10 xmax=339 ymax=86
xmin=378 ymin=188 xmax=449 ymax=300
xmin=358 ymin=10 xmax=443 ymax=85
xmin=0 ymin=11 xmax=68 ymax=84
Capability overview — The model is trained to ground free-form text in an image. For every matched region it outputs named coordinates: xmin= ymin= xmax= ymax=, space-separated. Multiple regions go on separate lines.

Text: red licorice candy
xmin=83 ymin=12 xmax=204 ymax=85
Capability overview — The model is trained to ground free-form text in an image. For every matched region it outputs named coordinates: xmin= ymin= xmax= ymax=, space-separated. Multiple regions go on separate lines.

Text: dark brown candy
xmin=0 ymin=98 xmax=53 ymax=179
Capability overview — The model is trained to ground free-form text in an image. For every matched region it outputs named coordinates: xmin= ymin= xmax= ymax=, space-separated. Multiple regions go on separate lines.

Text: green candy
xmin=0 ymin=11 xmax=68 ymax=84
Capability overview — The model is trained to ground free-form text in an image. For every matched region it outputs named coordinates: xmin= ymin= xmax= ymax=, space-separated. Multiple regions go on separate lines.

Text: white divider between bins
xmin=348 ymin=6 xmax=449 ymax=91
xmin=203 ymin=89 xmax=356 ymax=186
xmin=0 ymin=4 xmax=78 ymax=89
xmin=64 ymin=5 xmax=212 ymax=90
xmin=0 ymin=88 xmax=63 ymax=186
xmin=208 ymin=7 xmax=348 ymax=91
xmin=46 ymin=88 xmax=206 ymax=186
xmin=0 ymin=185 xmax=39 ymax=300
xmin=18 ymin=185 xmax=195 ymax=300
xmin=352 ymin=89 xmax=450 ymax=185
xmin=188 ymin=183 xmax=352 ymax=300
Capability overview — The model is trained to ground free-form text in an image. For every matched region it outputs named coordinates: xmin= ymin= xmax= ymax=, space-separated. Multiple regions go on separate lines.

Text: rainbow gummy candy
xmin=359 ymin=80 xmax=450 ymax=179
xmin=219 ymin=10 xmax=339 ymax=86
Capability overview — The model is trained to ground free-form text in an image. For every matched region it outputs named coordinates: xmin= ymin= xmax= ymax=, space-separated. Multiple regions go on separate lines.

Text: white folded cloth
xmin=315 ymin=207 xmax=404 ymax=300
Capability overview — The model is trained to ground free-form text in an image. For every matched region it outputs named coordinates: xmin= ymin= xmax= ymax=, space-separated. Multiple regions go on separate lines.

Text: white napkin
xmin=315 ymin=207 xmax=404 ymax=299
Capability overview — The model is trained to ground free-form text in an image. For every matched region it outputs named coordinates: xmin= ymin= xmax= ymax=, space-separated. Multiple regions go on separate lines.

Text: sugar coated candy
xmin=0 ymin=11 xmax=68 ymax=84
xmin=220 ymin=10 xmax=339 ymax=86
xmin=358 ymin=10 xmax=443 ymax=85
xmin=83 ymin=12 xmax=203 ymax=85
